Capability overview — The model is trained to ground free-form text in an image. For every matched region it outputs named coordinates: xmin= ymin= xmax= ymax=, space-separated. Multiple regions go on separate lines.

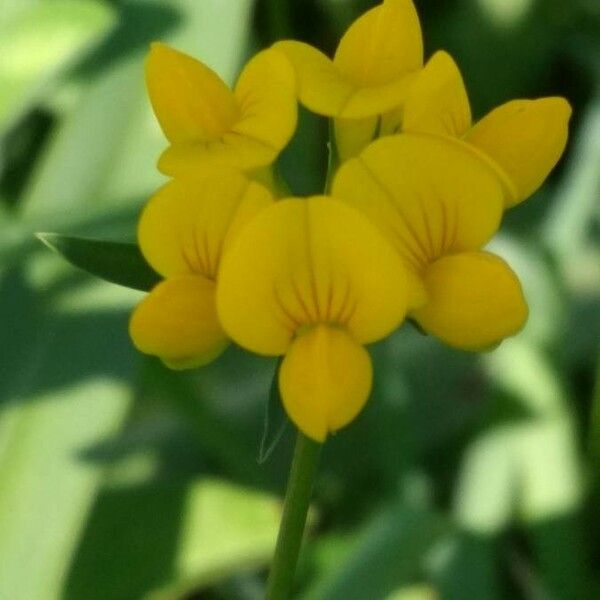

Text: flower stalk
xmin=266 ymin=431 xmax=322 ymax=599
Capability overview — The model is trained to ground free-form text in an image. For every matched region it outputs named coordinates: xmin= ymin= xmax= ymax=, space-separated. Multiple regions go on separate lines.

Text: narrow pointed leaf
xmin=37 ymin=233 xmax=161 ymax=291
xmin=258 ymin=357 xmax=290 ymax=464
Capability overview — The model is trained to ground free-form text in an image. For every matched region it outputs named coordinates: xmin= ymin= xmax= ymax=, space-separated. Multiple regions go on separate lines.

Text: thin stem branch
xmin=323 ymin=118 xmax=340 ymax=194
xmin=266 ymin=430 xmax=322 ymax=599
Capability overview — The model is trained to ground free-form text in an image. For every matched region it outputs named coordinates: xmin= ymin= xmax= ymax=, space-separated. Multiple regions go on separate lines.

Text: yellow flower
xmin=216 ymin=197 xmax=409 ymax=441
xmin=145 ymin=43 xmax=298 ymax=178
xmin=129 ymin=168 xmax=273 ymax=369
xmin=401 ymin=51 xmax=572 ymax=207
xmin=333 ymin=134 xmax=529 ymax=351
xmin=273 ymin=0 xmax=423 ymax=160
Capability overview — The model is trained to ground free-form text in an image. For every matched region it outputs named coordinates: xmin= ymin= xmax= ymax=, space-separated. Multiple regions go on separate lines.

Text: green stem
xmin=323 ymin=118 xmax=340 ymax=194
xmin=266 ymin=431 xmax=322 ymax=599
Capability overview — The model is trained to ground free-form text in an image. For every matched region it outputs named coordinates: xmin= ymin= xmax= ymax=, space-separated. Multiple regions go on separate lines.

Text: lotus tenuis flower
xmin=129 ymin=168 xmax=273 ymax=369
xmin=332 ymin=134 xmax=528 ymax=350
xmin=216 ymin=197 xmax=409 ymax=442
xmin=146 ymin=43 xmax=297 ymax=179
xmin=400 ymin=51 xmax=572 ymax=207
xmin=274 ymin=0 xmax=423 ymax=160
xmin=41 ymin=2 xmax=574 ymax=592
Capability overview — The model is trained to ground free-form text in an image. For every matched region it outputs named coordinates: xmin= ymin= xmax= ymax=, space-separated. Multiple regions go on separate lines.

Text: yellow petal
xmin=247 ymin=165 xmax=286 ymax=198
xmin=157 ymin=134 xmax=277 ymax=176
xmin=465 ymin=97 xmax=572 ymax=206
xmin=145 ymin=42 xmax=238 ymax=144
xmin=337 ymin=73 xmax=419 ymax=119
xmin=334 ymin=116 xmax=379 ymax=162
xmin=334 ymin=0 xmax=423 ymax=87
xmin=221 ymin=178 xmax=276 ymax=259
xmin=403 ymin=50 xmax=472 ymax=137
xmin=129 ymin=275 xmax=228 ymax=369
xmin=232 ymin=48 xmax=298 ymax=159
xmin=332 ymin=134 xmax=504 ymax=274
xmin=411 ymin=251 xmax=528 ymax=350
xmin=279 ymin=325 xmax=372 ymax=442
xmin=334 ymin=104 xmax=408 ymax=162
xmin=138 ymin=169 xmax=273 ymax=280
xmin=273 ymin=40 xmax=418 ymax=119
xmin=154 ymin=48 xmax=297 ymax=176
xmin=216 ymin=197 xmax=408 ymax=356
xmin=272 ymin=40 xmax=354 ymax=117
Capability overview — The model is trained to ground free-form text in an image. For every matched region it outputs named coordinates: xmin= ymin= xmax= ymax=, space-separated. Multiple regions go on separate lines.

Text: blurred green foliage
xmin=0 ymin=0 xmax=599 ymax=598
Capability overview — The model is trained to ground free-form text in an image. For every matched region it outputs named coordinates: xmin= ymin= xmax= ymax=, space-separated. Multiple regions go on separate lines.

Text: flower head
xmin=146 ymin=43 xmax=298 ymax=178
xmin=274 ymin=0 xmax=423 ymax=161
xmin=216 ymin=197 xmax=409 ymax=441
xmin=401 ymin=51 xmax=572 ymax=207
xmin=129 ymin=168 xmax=273 ymax=368
xmin=333 ymin=134 xmax=528 ymax=350
xmin=273 ymin=0 xmax=422 ymax=119
xmin=129 ymin=3 xmax=566 ymax=434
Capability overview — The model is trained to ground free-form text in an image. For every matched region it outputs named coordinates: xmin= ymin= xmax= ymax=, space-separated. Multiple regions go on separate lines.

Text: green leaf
xmin=453 ymin=427 xmax=515 ymax=536
xmin=306 ymin=503 xmax=447 ymax=600
xmin=543 ymin=95 xmax=600 ymax=264
xmin=0 ymin=0 xmax=116 ymax=131
xmin=0 ymin=2 xmax=258 ymax=600
xmin=0 ymin=379 xmax=133 ymax=600
xmin=66 ymin=479 xmax=280 ymax=600
xmin=37 ymin=233 xmax=161 ymax=291
xmin=431 ymin=533 xmax=501 ymax=600
xmin=20 ymin=0 xmax=255 ymax=222
xmin=0 ymin=262 xmax=136 ymax=600
xmin=385 ymin=585 xmax=437 ymax=600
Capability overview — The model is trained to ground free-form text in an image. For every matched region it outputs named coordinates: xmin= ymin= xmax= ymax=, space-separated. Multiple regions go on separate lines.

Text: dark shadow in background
xmin=0 ymin=110 xmax=55 ymax=208
xmin=433 ymin=531 xmax=502 ymax=600
xmin=65 ymin=482 xmax=188 ymax=600
xmin=0 ymin=264 xmax=135 ymax=406
xmin=526 ymin=514 xmax=589 ymax=600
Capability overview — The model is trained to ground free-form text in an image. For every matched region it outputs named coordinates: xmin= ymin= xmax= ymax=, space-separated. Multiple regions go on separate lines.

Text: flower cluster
xmin=130 ymin=0 xmax=571 ymax=442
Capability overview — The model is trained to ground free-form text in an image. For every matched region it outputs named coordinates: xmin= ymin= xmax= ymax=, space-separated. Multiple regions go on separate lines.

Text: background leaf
xmin=0 ymin=2 xmax=259 ymax=599
xmin=37 ymin=233 xmax=161 ymax=291
xmin=0 ymin=0 xmax=116 ymax=132
xmin=66 ymin=479 xmax=280 ymax=600
xmin=1 ymin=0 xmax=599 ymax=598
